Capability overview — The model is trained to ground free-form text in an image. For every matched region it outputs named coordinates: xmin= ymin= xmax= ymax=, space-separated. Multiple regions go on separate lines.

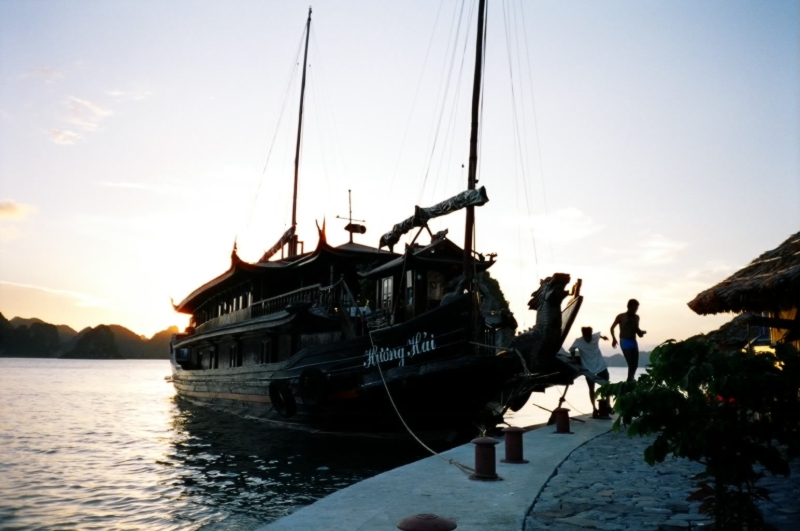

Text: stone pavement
xmin=525 ymin=430 xmax=799 ymax=531
xmin=755 ymin=459 xmax=800 ymax=531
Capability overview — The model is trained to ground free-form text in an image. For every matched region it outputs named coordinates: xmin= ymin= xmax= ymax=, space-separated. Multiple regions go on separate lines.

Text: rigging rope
xmin=501 ymin=0 xmax=539 ymax=280
xmin=417 ymin=0 xmax=472 ymax=205
xmin=429 ymin=0 xmax=477 ymax=206
xmin=385 ymin=0 xmax=446 ymax=204
xmin=306 ymin=67 xmax=334 ymax=202
xmin=243 ymin=26 xmax=307 ymax=236
xmin=555 ymin=385 xmax=590 ymax=416
xmin=517 ymin=0 xmax=553 ymax=264
xmin=311 ymin=29 xmax=350 ymax=203
xmin=368 ymin=331 xmax=476 ymax=476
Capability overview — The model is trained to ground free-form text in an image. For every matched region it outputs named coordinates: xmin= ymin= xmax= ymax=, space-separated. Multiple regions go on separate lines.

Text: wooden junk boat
xmin=170 ymin=3 xmax=584 ymax=435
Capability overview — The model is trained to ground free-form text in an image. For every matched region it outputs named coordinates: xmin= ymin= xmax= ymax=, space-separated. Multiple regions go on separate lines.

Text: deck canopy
xmin=688 ymin=231 xmax=800 ymax=315
xmin=174 ymin=250 xmax=280 ymax=314
xmin=361 ymin=237 xmax=494 ymax=279
xmin=175 ymin=240 xmax=398 ymax=314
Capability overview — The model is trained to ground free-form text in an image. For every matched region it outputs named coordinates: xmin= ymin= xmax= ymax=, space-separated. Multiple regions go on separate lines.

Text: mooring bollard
xmin=597 ymin=399 xmax=612 ymax=419
xmin=469 ymin=437 xmax=501 ymax=481
xmin=397 ymin=513 xmax=457 ymax=531
xmin=553 ymin=407 xmax=572 ymax=434
xmin=501 ymin=426 xmax=529 ymax=464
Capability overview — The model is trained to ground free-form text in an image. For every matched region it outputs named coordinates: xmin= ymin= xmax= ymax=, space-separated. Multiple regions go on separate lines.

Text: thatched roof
xmin=688 ymin=231 xmax=800 ymax=315
xmin=702 ymin=313 xmax=772 ymax=350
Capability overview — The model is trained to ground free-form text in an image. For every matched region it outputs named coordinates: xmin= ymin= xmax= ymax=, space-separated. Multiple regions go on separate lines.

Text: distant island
xmin=1 ymin=312 xmax=650 ymax=364
xmin=603 ymin=351 xmax=651 ymax=368
xmin=0 ymin=313 xmax=177 ymax=359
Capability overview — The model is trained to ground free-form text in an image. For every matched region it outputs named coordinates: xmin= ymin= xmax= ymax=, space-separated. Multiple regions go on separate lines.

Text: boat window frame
xmin=381 ymin=276 xmax=393 ymax=313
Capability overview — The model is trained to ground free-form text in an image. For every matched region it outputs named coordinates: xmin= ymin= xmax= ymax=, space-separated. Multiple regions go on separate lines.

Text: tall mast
xmin=463 ymin=0 xmax=486 ymax=284
xmin=290 ymin=7 xmax=312 ymax=257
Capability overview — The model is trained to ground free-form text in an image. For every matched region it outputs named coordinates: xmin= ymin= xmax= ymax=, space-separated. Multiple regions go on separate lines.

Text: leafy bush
xmin=599 ymin=339 xmax=800 ymax=530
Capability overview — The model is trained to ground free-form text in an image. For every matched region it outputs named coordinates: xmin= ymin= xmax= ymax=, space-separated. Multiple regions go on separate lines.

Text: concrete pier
xmin=253 ymin=409 xmax=800 ymax=531
xmin=256 ymin=415 xmax=611 ymax=531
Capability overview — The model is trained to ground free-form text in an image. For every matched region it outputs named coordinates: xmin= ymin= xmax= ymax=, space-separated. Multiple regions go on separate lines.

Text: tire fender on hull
xmin=269 ymin=380 xmax=297 ymax=418
xmin=298 ymin=368 xmax=327 ymax=409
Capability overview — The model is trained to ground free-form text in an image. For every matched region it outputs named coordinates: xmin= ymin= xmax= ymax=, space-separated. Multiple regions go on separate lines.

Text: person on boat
xmin=568 ymin=327 xmax=610 ymax=418
xmin=610 ymin=299 xmax=647 ymax=381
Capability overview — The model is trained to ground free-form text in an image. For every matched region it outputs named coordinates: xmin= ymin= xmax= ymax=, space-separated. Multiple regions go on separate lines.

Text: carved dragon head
xmin=527 ymin=273 xmax=571 ymax=311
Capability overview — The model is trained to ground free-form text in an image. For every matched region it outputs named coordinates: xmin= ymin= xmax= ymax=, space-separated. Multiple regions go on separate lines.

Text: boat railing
xmin=194 ymin=307 xmax=252 ymax=333
xmin=191 ymin=279 xmax=365 ymax=334
xmin=250 ymin=284 xmax=324 ymax=318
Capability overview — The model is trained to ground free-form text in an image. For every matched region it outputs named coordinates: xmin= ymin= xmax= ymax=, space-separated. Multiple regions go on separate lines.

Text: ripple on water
xmin=0 ymin=358 xmax=432 ymax=530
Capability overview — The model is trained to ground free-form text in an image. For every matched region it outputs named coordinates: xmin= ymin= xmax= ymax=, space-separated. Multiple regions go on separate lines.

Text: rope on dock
xmin=369 ymin=331 xmax=477 ymax=476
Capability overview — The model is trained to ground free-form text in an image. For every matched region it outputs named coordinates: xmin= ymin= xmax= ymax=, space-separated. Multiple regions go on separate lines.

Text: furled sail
xmin=259 ymin=226 xmax=296 ymax=262
xmin=379 ymin=186 xmax=489 ymax=250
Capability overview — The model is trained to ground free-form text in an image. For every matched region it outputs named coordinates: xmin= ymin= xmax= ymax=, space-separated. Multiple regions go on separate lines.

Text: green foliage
xmin=477 ymin=271 xmax=509 ymax=310
xmin=599 ymin=339 xmax=800 ymax=529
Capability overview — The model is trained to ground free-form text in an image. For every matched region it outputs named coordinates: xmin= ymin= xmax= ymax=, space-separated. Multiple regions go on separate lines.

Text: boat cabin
xmin=360 ymin=236 xmax=495 ymax=324
xmin=172 ymin=235 xmax=399 ymax=370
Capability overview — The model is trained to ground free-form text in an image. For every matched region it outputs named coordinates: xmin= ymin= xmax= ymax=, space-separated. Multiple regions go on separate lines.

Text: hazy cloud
xmin=0 ymin=226 xmax=21 ymax=242
xmin=107 ymin=89 xmax=152 ymax=101
xmin=67 ymin=97 xmax=113 ymax=131
xmin=0 ymin=200 xmax=36 ymax=220
xmin=48 ymin=128 xmax=84 ymax=145
xmin=686 ymin=262 xmax=734 ymax=281
xmin=641 ymin=234 xmax=687 ymax=264
xmin=531 ymin=208 xmax=604 ymax=243
xmin=99 ymin=181 xmax=180 ymax=194
xmin=18 ymin=66 xmax=63 ymax=84
xmin=0 ymin=280 xmax=106 ymax=307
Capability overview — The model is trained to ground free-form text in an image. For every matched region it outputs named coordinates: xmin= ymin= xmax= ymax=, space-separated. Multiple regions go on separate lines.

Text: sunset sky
xmin=1 ymin=0 xmax=798 ymax=354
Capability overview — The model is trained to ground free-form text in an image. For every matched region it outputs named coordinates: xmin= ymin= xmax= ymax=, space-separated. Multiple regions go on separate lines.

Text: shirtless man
xmin=610 ymin=299 xmax=646 ymax=381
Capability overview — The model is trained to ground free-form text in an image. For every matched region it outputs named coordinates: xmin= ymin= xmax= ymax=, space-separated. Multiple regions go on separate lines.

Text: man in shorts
xmin=568 ymin=326 xmax=610 ymax=418
xmin=610 ymin=299 xmax=647 ymax=381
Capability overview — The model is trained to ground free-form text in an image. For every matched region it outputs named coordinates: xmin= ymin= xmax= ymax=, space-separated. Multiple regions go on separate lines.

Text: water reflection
xmin=165 ymin=399 xmax=433 ymax=527
xmin=0 ymin=360 xmax=444 ymax=531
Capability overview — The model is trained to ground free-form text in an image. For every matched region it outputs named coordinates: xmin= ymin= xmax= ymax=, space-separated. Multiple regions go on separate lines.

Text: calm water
xmin=0 ymin=359 xmax=431 ymax=531
xmin=0 ymin=359 xmax=641 ymax=531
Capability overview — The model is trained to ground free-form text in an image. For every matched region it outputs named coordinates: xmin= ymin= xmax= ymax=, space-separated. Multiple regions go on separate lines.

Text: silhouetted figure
xmin=568 ymin=326 xmax=609 ymax=417
xmin=610 ymin=299 xmax=646 ymax=381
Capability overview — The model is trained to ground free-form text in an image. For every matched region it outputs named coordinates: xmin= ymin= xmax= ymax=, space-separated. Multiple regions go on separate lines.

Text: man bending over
xmin=569 ymin=326 xmax=609 ymax=418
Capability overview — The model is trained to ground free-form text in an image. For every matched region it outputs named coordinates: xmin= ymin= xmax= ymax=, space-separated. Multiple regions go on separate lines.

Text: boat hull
xmin=170 ymin=297 xmax=521 ymax=434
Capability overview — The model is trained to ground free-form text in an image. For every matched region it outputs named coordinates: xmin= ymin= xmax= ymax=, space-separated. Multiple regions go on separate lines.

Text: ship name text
xmin=363 ymin=332 xmax=437 ymax=368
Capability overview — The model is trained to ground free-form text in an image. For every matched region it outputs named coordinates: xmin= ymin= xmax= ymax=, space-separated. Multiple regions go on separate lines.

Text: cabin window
xmin=381 ymin=277 xmax=393 ymax=313
xmin=427 ymin=271 xmax=446 ymax=301
xmin=406 ymin=270 xmax=414 ymax=306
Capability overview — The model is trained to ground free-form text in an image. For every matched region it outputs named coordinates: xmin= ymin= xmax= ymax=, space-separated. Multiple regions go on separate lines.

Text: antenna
xmin=336 ymin=189 xmax=366 ymax=243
